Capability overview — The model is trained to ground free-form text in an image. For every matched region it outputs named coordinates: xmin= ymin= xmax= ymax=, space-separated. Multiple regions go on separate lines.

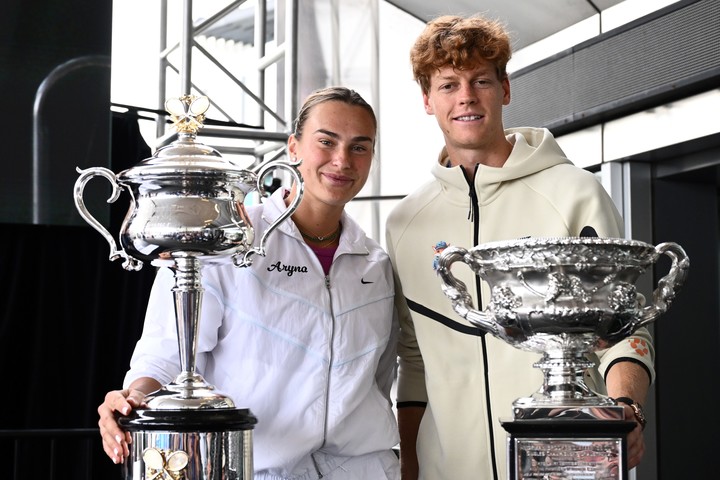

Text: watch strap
xmin=614 ymin=396 xmax=647 ymax=430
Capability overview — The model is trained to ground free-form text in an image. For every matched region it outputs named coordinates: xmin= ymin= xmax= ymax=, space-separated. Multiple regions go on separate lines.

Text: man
xmin=385 ymin=14 xmax=653 ymax=480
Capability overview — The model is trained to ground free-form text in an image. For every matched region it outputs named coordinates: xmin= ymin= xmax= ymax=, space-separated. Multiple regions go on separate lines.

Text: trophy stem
xmin=534 ymin=349 xmax=598 ymax=402
xmin=513 ymin=347 xmax=618 ymax=420
xmin=171 ymin=254 xmax=203 ymax=381
xmin=144 ymin=253 xmax=235 ymax=409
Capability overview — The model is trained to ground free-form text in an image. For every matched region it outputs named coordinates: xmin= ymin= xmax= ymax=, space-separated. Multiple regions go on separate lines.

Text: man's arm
xmin=398 ymin=405 xmax=424 ymax=480
xmin=605 ymin=361 xmax=650 ymax=469
xmin=386 ymin=225 xmax=429 ymax=480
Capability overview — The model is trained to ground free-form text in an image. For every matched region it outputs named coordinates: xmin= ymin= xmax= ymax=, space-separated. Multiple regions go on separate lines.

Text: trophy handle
xmin=232 ymin=158 xmax=304 ymax=268
xmin=636 ymin=241 xmax=690 ymax=327
xmin=436 ymin=246 xmax=503 ymax=337
xmin=73 ymin=166 xmax=143 ymax=271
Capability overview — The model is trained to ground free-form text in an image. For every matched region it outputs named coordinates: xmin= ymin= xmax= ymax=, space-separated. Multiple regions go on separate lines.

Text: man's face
xmin=423 ymin=59 xmax=510 ymax=153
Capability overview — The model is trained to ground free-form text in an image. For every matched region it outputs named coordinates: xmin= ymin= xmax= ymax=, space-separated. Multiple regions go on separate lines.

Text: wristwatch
xmin=614 ymin=396 xmax=647 ymax=430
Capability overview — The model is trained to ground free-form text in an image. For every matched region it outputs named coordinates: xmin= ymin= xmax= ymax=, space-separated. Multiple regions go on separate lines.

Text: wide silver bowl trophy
xmin=436 ymin=237 xmax=688 ymax=480
xmin=74 ymin=95 xmax=303 ymax=480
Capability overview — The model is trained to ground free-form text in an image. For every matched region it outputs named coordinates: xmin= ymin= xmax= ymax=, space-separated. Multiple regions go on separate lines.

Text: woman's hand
xmin=97 ymin=388 xmax=147 ymax=464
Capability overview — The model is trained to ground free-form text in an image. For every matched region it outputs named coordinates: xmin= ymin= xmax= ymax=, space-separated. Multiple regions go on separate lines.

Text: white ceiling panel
xmin=201 ymin=1 xmax=629 ymax=54
xmin=384 ymin=0 xmax=626 ymax=49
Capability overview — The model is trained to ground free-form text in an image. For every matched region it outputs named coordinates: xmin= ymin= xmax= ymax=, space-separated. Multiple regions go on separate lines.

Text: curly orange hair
xmin=410 ymin=15 xmax=512 ymax=94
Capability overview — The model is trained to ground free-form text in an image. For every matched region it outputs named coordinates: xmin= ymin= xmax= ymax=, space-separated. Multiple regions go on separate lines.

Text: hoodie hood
xmin=432 ymin=127 xmax=572 ymax=203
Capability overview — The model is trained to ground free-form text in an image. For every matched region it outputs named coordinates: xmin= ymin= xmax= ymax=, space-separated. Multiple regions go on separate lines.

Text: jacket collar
xmin=260 ymin=188 xmax=370 ymax=256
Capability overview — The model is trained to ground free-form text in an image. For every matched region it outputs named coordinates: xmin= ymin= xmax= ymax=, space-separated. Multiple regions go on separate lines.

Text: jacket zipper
xmin=467 ymin=165 xmax=500 ymax=480
xmin=311 ymin=453 xmax=324 ymax=478
xmin=312 ymin=275 xmax=334 ymax=478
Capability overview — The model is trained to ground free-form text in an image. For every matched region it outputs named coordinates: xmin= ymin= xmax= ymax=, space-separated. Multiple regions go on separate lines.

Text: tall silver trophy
xmin=74 ymin=95 xmax=303 ymax=480
xmin=436 ymin=237 xmax=688 ymax=480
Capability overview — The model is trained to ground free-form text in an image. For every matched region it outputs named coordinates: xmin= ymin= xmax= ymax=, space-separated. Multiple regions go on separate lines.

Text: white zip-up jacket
xmin=125 ymin=188 xmax=400 ymax=479
xmin=385 ymin=127 xmax=655 ymax=480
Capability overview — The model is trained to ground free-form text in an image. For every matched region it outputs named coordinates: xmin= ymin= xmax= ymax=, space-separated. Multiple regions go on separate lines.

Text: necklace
xmin=298 ymin=223 xmax=341 ymax=245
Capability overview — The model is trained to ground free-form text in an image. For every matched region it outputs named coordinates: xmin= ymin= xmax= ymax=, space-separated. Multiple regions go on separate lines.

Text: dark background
xmin=0 ymin=0 xmax=117 ymax=226
xmin=0 ymin=1 xmax=155 ymax=478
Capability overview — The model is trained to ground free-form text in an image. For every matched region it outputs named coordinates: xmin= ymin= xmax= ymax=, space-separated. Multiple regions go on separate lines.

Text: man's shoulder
xmin=531 ymin=162 xmax=603 ymax=186
xmin=387 ymin=181 xmax=442 ymax=223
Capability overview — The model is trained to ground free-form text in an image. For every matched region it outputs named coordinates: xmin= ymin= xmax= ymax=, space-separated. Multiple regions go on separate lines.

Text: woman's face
xmin=288 ymin=101 xmax=376 ymax=210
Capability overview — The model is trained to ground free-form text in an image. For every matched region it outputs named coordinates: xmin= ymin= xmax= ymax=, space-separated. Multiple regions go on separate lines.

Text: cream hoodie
xmin=386 ymin=127 xmax=654 ymax=480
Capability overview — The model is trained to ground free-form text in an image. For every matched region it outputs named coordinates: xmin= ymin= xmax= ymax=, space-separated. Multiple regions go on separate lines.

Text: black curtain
xmin=0 ymin=113 xmax=157 ymax=479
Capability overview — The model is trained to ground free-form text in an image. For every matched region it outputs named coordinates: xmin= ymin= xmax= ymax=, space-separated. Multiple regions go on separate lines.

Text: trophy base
xmin=143 ymin=381 xmax=237 ymax=410
xmin=513 ymin=401 xmax=625 ymax=421
xmin=119 ymin=408 xmax=258 ymax=480
xmin=502 ymin=419 xmax=635 ymax=480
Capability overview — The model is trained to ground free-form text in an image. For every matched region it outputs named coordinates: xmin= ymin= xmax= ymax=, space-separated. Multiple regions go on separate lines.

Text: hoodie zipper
xmin=467 ymin=165 xmax=500 ymax=480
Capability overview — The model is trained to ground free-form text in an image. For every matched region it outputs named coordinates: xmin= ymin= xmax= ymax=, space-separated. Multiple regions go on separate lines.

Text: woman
xmin=98 ymin=87 xmax=400 ymax=479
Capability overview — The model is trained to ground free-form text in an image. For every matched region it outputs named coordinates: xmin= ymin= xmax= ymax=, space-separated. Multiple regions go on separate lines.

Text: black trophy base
xmin=118 ymin=408 xmax=258 ymax=480
xmin=502 ymin=419 xmax=636 ymax=480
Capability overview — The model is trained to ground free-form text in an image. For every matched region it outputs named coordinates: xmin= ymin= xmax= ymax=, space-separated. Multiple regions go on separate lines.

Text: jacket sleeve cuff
xmin=598 ymin=328 xmax=655 ymax=384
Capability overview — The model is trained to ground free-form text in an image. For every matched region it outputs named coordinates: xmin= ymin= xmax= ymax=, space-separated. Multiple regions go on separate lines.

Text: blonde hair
xmin=293 ymin=87 xmax=377 ymax=139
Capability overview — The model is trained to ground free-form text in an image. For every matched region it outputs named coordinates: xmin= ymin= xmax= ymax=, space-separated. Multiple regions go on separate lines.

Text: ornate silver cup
xmin=74 ymin=95 xmax=303 ymax=479
xmin=436 ymin=236 xmax=689 ymax=478
xmin=437 ymin=236 xmax=688 ymax=412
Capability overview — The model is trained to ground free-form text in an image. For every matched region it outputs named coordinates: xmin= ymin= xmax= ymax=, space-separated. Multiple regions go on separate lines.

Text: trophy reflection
xmin=74 ymin=95 xmax=303 ymax=479
xmin=436 ymin=237 xmax=689 ymax=480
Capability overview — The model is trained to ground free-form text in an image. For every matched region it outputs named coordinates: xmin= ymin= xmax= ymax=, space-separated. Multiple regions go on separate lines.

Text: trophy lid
xmin=117 ymin=95 xmax=255 ymax=183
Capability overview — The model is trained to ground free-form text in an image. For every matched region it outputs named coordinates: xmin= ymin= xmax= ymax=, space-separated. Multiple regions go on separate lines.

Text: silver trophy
xmin=74 ymin=95 xmax=303 ymax=479
xmin=436 ymin=237 xmax=689 ymax=479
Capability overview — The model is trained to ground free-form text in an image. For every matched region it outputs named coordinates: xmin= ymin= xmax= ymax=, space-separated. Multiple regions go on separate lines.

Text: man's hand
xmin=605 ymin=360 xmax=651 ymax=470
xmin=623 ymin=403 xmax=645 ymax=469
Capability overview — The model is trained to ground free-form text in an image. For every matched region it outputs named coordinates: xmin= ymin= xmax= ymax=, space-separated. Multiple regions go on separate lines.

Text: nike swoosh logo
xmin=361 ymin=278 xmax=373 ymax=284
